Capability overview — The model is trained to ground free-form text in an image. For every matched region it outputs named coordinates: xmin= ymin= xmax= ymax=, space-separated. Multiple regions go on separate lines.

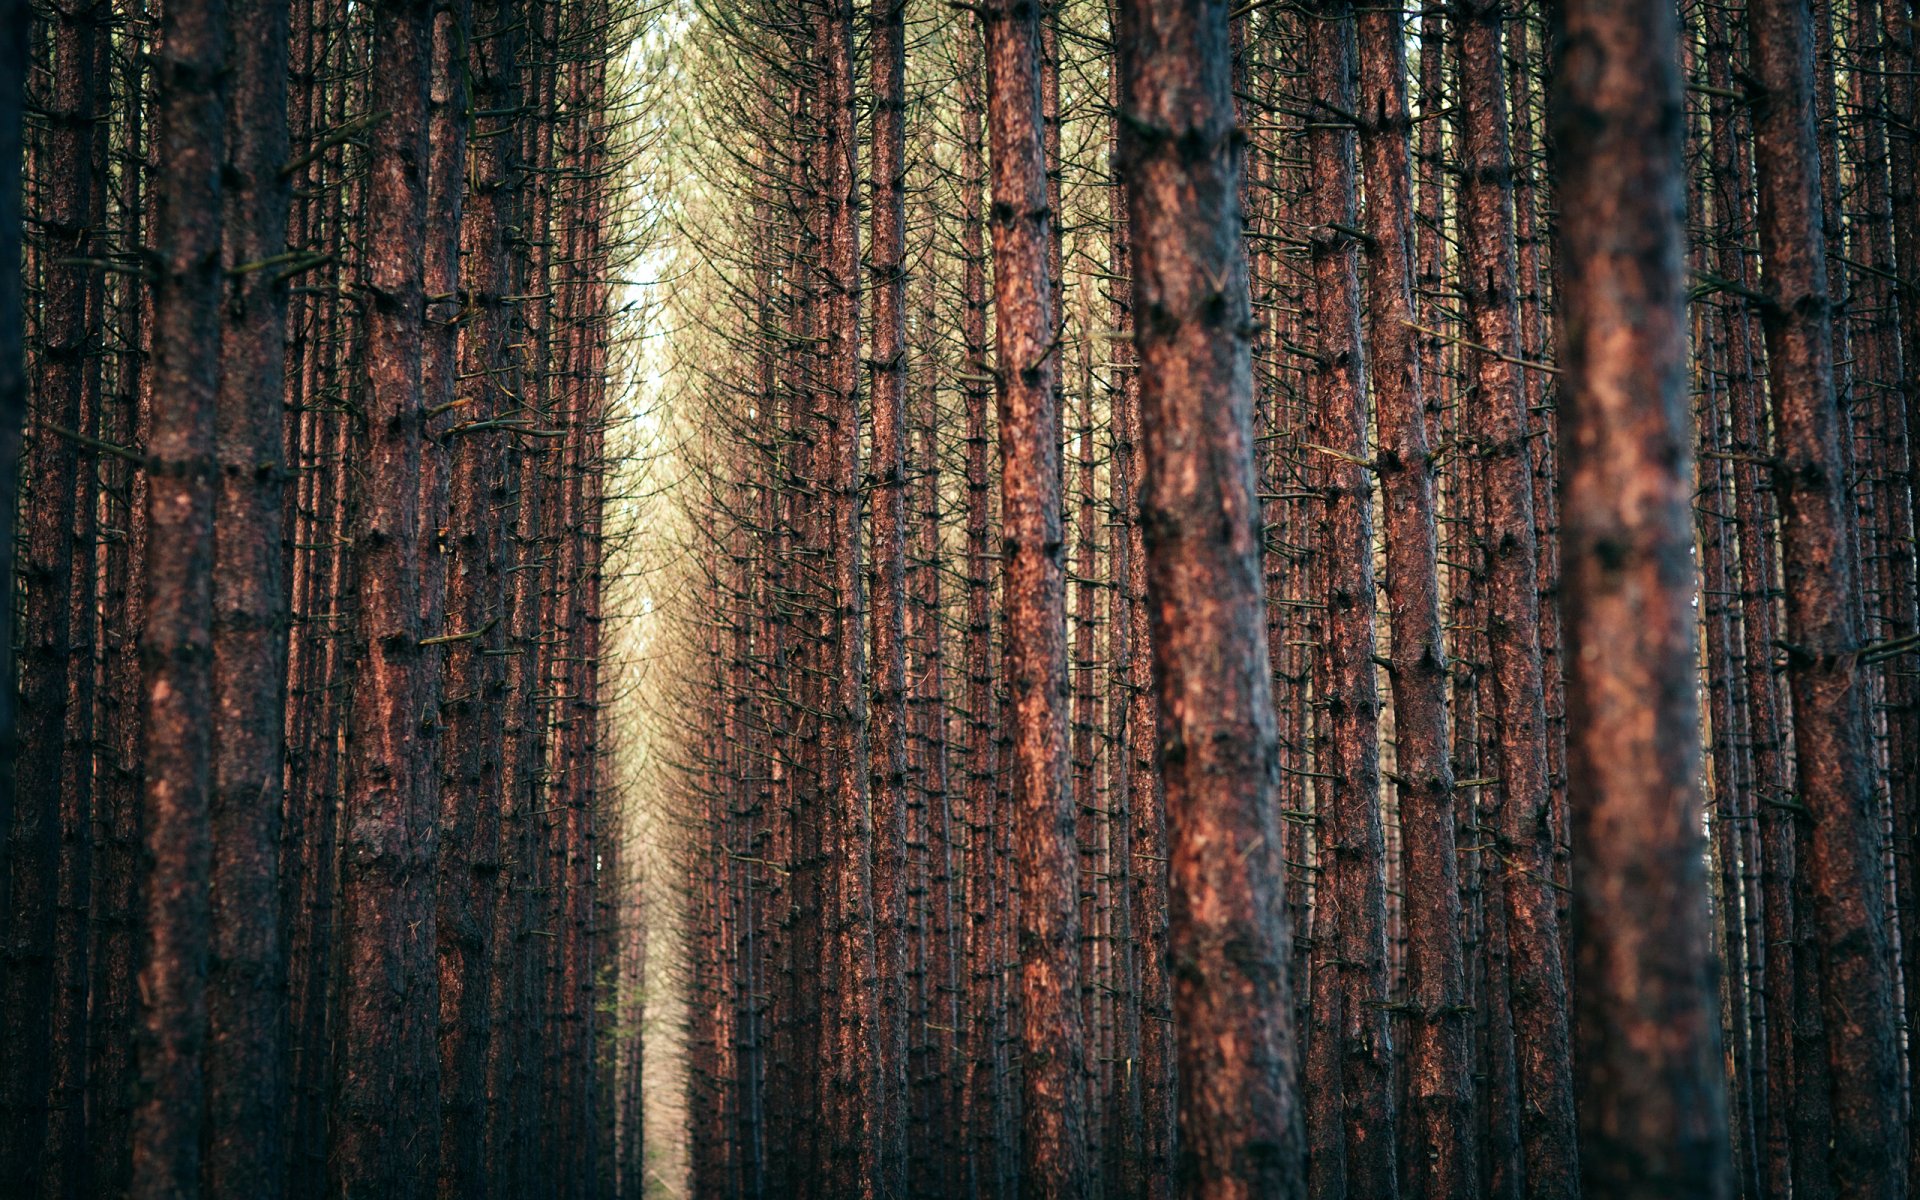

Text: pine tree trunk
xmin=1354 ymin=6 xmax=1475 ymax=1193
xmin=207 ymin=0 xmax=293 ymax=1189
xmin=2 ymin=2 xmax=102 ymax=1182
xmin=1548 ymin=0 xmax=1734 ymax=1189
xmin=868 ymin=0 xmax=913 ymax=1188
xmin=132 ymin=0 xmax=226 ymax=1189
xmin=1451 ymin=2 xmax=1579 ymax=1189
xmin=980 ymin=0 xmax=1088 ymax=1190
xmin=334 ymin=0 xmax=441 ymax=1188
xmin=1116 ymin=0 xmax=1306 ymax=1193
xmin=1744 ymin=0 xmax=1910 ymax=1192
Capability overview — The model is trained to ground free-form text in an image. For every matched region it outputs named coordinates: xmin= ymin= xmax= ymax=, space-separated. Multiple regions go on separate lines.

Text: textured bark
xmin=88 ymin=23 xmax=149 ymax=1191
xmin=1744 ymin=0 xmax=1910 ymax=1192
xmin=1100 ymin=39 xmax=1149 ymax=1193
xmin=0 ymin=0 xmax=22 ymax=965
xmin=1117 ymin=0 xmax=1306 ymax=1195
xmin=1450 ymin=2 xmax=1579 ymax=1191
xmin=1302 ymin=4 xmax=1398 ymax=1193
xmin=1697 ymin=0 xmax=1798 ymax=1188
xmin=1107 ymin=18 xmax=1178 ymax=1192
xmin=1548 ymin=0 xmax=1734 ymax=1190
xmin=203 ymin=2 xmax=295 ymax=1198
xmin=980 ymin=0 xmax=1088 ymax=1191
xmin=1893 ymin=6 xmax=1920 ymax=1188
xmin=868 ymin=0 xmax=912 ymax=1190
xmin=434 ymin=0 xmax=499 ymax=1192
xmin=333 ymin=0 xmax=441 ymax=1190
xmin=2 ymin=1 xmax=101 ymax=1184
xmin=1354 ymin=6 xmax=1474 ymax=1194
xmin=207 ymin=0 xmax=292 ymax=1190
xmin=815 ymin=0 xmax=879 ymax=1191
xmin=956 ymin=28 xmax=1007 ymax=1190
xmin=131 ymin=0 xmax=226 ymax=1190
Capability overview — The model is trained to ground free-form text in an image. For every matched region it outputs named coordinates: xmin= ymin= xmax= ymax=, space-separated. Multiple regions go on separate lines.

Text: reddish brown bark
xmin=980 ymin=0 xmax=1088 ymax=1190
xmin=1354 ymin=6 xmax=1474 ymax=1194
xmin=1744 ymin=0 xmax=1910 ymax=1192
xmin=1116 ymin=0 xmax=1306 ymax=1195
xmin=434 ymin=0 xmax=500 ymax=1191
xmin=2 ymin=2 xmax=102 ymax=1184
xmin=868 ymin=0 xmax=913 ymax=1189
xmin=814 ymin=0 xmax=879 ymax=1191
xmin=1548 ymin=0 xmax=1734 ymax=1189
xmin=333 ymin=0 xmax=442 ymax=1190
xmin=1301 ymin=4 xmax=1398 ymax=1193
xmin=131 ymin=0 xmax=226 ymax=1190
xmin=1451 ymin=2 xmax=1579 ymax=1190
xmin=956 ymin=27 xmax=1007 ymax=1189
xmin=207 ymin=0 xmax=293 ymax=1190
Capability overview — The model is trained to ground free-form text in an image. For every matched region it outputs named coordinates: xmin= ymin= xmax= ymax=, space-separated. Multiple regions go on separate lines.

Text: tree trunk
xmin=333 ymin=0 xmax=441 ymax=1189
xmin=1116 ymin=0 xmax=1306 ymax=1194
xmin=1354 ymin=5 xmax=1475 ymax=1193
xmin=1744 ymin=0 xmax=1910 ymax=1192
xmin=1302 ymin=4 xmax=1399 ymax=1193
xmin=1548 ymin=0 xmax=1734 ymax=1189
xmin=131 ymin=0 xmax=226 ymax=1190
xmin=1451 ymin=2 xmax=1579 ymax=1190
xmin=2 ymin=1 xmax=102 ymax=1183
xmin=868 ymin=0 xmax=912 ymax=1189
xmin=980 ymin=0 xmax=1088 ymax=1191
xmin=207 ymin=0 xmax=292 ymax=1190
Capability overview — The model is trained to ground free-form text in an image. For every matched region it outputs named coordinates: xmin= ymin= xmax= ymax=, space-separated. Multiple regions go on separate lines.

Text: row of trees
xmin=655 ymin=0 xmax=1916 ymax=1194
xmin=0 ymin=0 xmax=650 ymax=1193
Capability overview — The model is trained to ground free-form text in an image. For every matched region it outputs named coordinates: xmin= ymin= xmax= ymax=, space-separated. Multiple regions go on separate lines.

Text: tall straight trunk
xmin=88 ymin=18 xmax=149 ymax=1189
xmin=812 ymin=0 xmax=879 ymax=1191
xmin=1071 ymin=341 xmax=1104 ymax=1172
xmin=416 ymin=0 xmax=469 ymax=656
xmin=334 ymin=0 xmax=440 ymax=1190
xmin=1100 ymin=39 xmax=1148 ymax=1190
xmin=1547 ymin=0 xmax=1734 ymax=1190
xmin=1106 ymin=15 xmax=1177 ymax=1191
xmin=1744 ymin=0 xmax=1909 ymax=1193
xmin=2 ymin=1 xmax=101 ymax=1183
xmin=284 ymin=9 xmax=356 ymax=1181
xmin=1302 ymin=4 xmax=1398 ymax=1194
xmin=980 ymin=0 xmax=1087 ymax=1191
xmin=131 ymin=0 xmax=225 ymax=1190
xmin=1895 ymin=9 xmax=1920 ymax=1187
xmin=1698 ymin=0 xmax=1799 ymax=1187
xmin=47 ymin=9 xmax=109 ymax=1184
xmin=957 ymin=27 xmax=1005 ymax=1190
xmin=436 ymin=0 xmax=502 ymax=1193
xmin=207 ymin=0 xmax=292 ymax=1191
xmin=0 ymin=0 xmax=23 ymax=977
xmin=908 ymin=262 xmax=965 ymax=1197
xmin=1450 ymin=2 xmax=1579 ymax=1191
xmin=1354 ymin=5 xmax=1474 ymax=1194
xmin=868 ymin=0 xmax=912 ymax=1190
xmin=1116 ymin=0 xmax=1306 ymax=1195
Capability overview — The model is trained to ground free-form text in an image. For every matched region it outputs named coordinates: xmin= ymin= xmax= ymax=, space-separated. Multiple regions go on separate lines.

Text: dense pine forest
xmin=0 ymin=0 xmax=1914 ymax=1193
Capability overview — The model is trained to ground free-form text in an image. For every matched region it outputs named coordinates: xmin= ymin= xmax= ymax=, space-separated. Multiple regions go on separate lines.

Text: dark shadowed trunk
xmin=334 ymin=0 xmax=441 ymax=1190
xmin=131 ymin=0 xmax=225 ymax=1191
xmin=207 ymin=0 xmax=292 ymax=1191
